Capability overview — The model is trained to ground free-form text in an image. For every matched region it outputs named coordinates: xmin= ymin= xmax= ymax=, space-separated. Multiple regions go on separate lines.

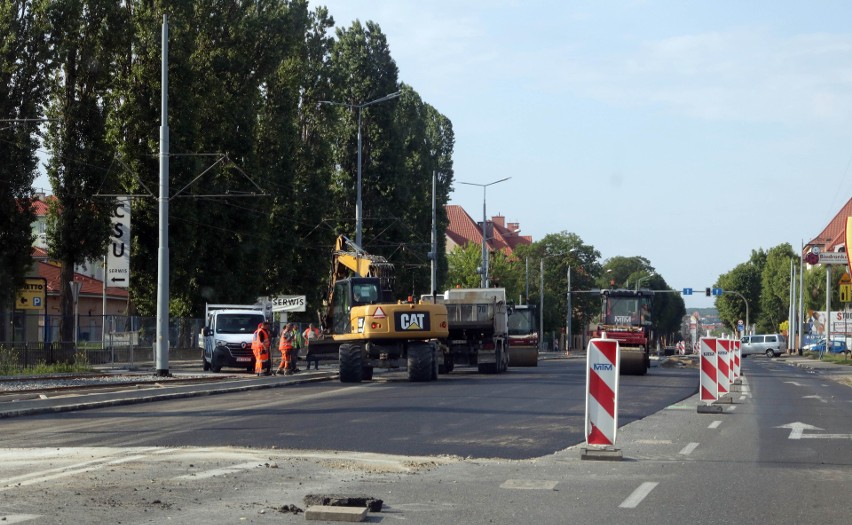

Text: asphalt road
xmin=0 ymin=358 xmax=698 ymax=459
xmin=1 ymin=356 xmax=849 ymax=525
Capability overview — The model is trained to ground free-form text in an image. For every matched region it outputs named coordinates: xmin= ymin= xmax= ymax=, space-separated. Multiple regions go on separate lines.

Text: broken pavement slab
xmin=305 ymin=505 xmax=367 ymax=522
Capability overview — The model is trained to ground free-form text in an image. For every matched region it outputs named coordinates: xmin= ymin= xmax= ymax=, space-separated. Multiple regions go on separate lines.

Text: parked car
xmin=805 ymin=339 xmax=848 ymax=354
xmin=740 ymin=334 xmax=787 ymax=357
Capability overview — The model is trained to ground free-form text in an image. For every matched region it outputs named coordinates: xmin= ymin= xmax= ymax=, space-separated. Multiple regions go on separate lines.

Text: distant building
xmin=445 ymin=204 xmax=533 ymax=255
xmin=805 ymin=196 xmax=850 ymax=255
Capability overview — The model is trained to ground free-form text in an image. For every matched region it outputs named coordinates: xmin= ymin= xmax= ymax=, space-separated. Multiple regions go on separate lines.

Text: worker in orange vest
xmin=276 ymin=323 xmax=300 ymax=375
xmin=252 ymin=321 xmax=272 ymax=376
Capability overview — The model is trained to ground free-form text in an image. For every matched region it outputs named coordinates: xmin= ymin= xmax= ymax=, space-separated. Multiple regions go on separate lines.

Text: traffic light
xmin=705 ymin=287 xmax=711 ymax=297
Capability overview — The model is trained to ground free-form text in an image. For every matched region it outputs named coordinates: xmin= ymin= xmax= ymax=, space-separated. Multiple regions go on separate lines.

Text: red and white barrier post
xmin=732 ymin=340 xmax=741 ymax=381
xmin=698 ymin=337 xmax=720 ymax=413
xmin=716 ymin=339 xmax=731 ymax=397
xmin=582 ymin=336 xmax=622 ymax=460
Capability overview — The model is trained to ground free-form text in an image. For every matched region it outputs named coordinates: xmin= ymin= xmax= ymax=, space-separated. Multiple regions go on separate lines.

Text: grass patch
xmin=0 ymin=347 xmax=93 ymax=376
xmin=804 ymin=350 xmax=852 ymax=365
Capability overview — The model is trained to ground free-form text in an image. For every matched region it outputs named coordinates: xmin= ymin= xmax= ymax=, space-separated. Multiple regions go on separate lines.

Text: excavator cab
xmin=331 ymin=277 xmax=382 ymax=334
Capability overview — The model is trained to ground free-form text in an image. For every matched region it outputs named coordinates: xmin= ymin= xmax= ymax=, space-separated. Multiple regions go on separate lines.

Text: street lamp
xmin=726 ymin=290 xmax=749 ymax=338
xmin=635 ymin=273 xmax=655 ymax=290
xmin=458 ymin=177 xmax=511 ymax=288
xmin=319 ymin=90 xmax=402 ymax=247
xmin=539 ymin=248 xmax=576 ymax=351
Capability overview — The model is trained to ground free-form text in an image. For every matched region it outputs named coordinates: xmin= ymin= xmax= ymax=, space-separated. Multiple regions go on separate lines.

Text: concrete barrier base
xmin=580 ymin=446 xmax=623 ymax=461
xmin=305 ymin=505 xmax=367 ymax=522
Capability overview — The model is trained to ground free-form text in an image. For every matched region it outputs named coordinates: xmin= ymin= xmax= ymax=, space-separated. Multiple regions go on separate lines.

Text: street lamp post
xmin=726 ymin=290 xmax=749 ymax=337
xmin=539 ymin=249 xmax=576 ymax=351
xmin=319 ymin=91 xmax=402 ymax=247
xmin=458 ymin=177 xmax=511 ymax=288
xmin=635 ymin=273 xmax=655 ymax=290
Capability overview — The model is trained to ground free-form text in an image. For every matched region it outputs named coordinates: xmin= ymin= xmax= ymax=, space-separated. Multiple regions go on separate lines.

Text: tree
xmin=44 ymin=0 xmax=129 ymax=342
xmin=0 ymin=1 xmax=50 ymax=310
xmin=756 ymin=244 xmax=796 ymax=332
xmin=716 ymin=262 xmax=761 ymax=332
xmin=446 ymin=242 xmax=484 ymax=289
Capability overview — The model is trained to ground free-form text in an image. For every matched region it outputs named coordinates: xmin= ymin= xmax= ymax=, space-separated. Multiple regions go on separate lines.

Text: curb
xmin=0 ymin=373 xmax=337 ymax=420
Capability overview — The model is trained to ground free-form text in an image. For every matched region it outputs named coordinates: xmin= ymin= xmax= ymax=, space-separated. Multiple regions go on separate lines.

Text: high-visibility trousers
xmin=254 ymin=347 xmax=269 ymax=374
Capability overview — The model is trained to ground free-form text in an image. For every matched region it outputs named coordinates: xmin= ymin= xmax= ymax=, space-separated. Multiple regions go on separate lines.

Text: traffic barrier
xmin=584 ymin=337 xmax=620 ymax=447
xmin=732 ymin=340 xmax=741 ymax=379
xmin=716 ymin=339 xmax=731 ymax=395
xmin=699 ymin=337 xmax=718 ymax=402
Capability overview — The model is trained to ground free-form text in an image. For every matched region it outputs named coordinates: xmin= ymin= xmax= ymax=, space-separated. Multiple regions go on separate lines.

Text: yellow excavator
xmin=317 ymin=235 xmax=448 ymax=382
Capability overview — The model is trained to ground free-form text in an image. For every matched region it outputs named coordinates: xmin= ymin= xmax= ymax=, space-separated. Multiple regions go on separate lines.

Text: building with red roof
xmin=445 ymin=204 xmax=533 ymax=255
xmin=805 ymin=196 xmax=851 ymax=254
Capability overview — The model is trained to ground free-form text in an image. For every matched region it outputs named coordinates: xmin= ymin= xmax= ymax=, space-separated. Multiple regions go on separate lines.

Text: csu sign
xmin=106 ymin=197 xmax=131 ymax=288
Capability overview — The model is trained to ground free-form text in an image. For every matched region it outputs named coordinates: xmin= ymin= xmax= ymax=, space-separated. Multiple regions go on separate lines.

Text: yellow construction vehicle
xmin=318 ymin=235 xmax=448 ymax=382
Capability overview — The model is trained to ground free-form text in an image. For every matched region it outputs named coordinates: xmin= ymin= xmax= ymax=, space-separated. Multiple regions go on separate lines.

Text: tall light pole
xmin=635 ymin=273 xmax=655 ymax=290
xmin=726 ymin=290 xmax=749 ymax=338
xmin=539 ymin=249 xmax=576 ymax=351
xmin=458 ymin=177 xmax=511 ymax=288
xmin=319 ymin=90 xmax=402 ymax=247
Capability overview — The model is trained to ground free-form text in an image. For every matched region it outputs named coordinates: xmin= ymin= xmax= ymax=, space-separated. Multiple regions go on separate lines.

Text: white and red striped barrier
xmin=716 ymin=339 xmax=731 ymax=395
xmin=585 ymin=337 xmax=620 ymax=447
xmin=732 ymin=340 xmax=741 ymax=379
xmin=699 ymin=337 xmax=718 ymax=402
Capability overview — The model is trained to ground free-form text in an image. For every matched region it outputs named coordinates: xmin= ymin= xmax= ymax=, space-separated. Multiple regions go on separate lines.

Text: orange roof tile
xmin=36 ymin=261 xmax=128 ymax=298
xmin=807 ymin=197 xmax=852 ymax=253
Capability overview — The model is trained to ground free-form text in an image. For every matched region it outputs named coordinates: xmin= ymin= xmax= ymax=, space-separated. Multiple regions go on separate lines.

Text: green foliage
xmin=757 ymin=244 xmax=796 ymax=332
xmin=716 ymin=262 xmax=761 ymax=332
xmin=446 ymin=242 xmax=484 ymax=289
xmin=0 ymin=1 xmax=51 ymax=309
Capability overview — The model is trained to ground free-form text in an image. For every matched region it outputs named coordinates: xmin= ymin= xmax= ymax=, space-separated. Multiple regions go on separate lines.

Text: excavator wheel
xmin=407 ymin=342 xmax=433 ymax=382
xmin=339 ymin=344 xmax=364 ymax=383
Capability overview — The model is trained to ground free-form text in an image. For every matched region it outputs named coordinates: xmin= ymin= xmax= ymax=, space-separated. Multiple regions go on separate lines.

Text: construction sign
xmin=16 ymin=278 xmax=47 ymax=310
xmin=840 ymin=272 xmax=851 ymax=304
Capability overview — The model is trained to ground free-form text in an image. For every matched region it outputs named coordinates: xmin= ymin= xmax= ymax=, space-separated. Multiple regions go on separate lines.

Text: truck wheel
xmin=339 ymin=344 xmax=363 ymax=383
xmin=203 ymin=355 xmax=210 ymax=371
xmin=362 ymin=366 xmax=374 ymax=381
xmin=407 ymin=342 xmax=432 ymax=382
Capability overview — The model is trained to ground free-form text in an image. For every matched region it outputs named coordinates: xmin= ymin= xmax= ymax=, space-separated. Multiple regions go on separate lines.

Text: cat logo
xmin=395 ymin=312 xmax=430 ymax=331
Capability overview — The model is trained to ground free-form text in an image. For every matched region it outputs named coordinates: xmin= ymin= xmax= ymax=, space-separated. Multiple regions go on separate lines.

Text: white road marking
xmin=738 ymin=395 xmax=747 ymax=401
xmin=726 ymin=405 xmax=737 ymax=412
xmin=619 ymin=481 xmax=659 ymax=508
xmin=0 ymin=454 xmax=149 ymax=492
xmin=784 ymin=381 xmax=803 ymax=387
xmin=708 ymin=421 xmax=722 ymax=429
xmin=678 ymin=443 xmax=699 ymax=455
xmin=500 ymin=479 xmax=558 ymax=490
xmin=803 ymin=395 xmax=828 ymax=403
xmin=0 ymin=515 xmax=41 ymax=524
xmin=173 ymin=461 xmax=264 ymax=480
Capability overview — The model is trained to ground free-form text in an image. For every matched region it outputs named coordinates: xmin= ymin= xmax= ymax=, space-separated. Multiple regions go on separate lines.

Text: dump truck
xmin=507 ymin=303 xmax=539 ymax=366
xmin=591 ymin=288 xmax=653 ymax=375
xmin=439 ymin=288 xmax=510 ymax=374
xmin=199 ymin=303 xmax=268 ymax=372
xmin=316 ymin=235 xmax=449 ymax=383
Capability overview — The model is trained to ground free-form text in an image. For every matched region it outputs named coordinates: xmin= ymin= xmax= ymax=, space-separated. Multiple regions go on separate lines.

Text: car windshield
xmin=216 ymin=314 xmax=265 ymax=334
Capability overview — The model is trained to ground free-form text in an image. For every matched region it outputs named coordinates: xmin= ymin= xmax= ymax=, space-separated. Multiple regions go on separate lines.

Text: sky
xmin=316 ymin=0 xmax=852 ymax=309
xmin=31 ymin=1 xmax=852 ymax=310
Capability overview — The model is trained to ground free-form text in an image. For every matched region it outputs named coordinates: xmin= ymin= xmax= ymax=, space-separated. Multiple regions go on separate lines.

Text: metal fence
xmin=0 ymin=311 xmax=203 ymax=371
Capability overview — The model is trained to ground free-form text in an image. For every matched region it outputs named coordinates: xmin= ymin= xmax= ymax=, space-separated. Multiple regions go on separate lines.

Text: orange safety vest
xmin=303 ymin=327 xmax=319 ymax=343
xmin=252 ymin=327 xmax=270 ymax=359
xmin=278 ymin=330 xmax=294 ymax=352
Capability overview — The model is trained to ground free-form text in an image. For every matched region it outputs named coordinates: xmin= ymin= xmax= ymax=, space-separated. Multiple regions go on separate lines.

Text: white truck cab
xmin=199 ymin=304 xmax=267 ymax=372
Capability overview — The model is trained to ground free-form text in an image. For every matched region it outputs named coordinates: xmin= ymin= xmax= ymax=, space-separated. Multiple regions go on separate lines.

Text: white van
xmin=740 ymin=334 xmax=787 ymax=357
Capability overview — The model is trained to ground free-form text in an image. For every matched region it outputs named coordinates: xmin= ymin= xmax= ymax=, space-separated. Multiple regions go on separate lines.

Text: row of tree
xmin=713 ymin=243 xmax=849 ymax=335
xmin=446 ymin=233 xmax=687 ymax=346
xmin=1 ymin=1 xmax=454 ymax=343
